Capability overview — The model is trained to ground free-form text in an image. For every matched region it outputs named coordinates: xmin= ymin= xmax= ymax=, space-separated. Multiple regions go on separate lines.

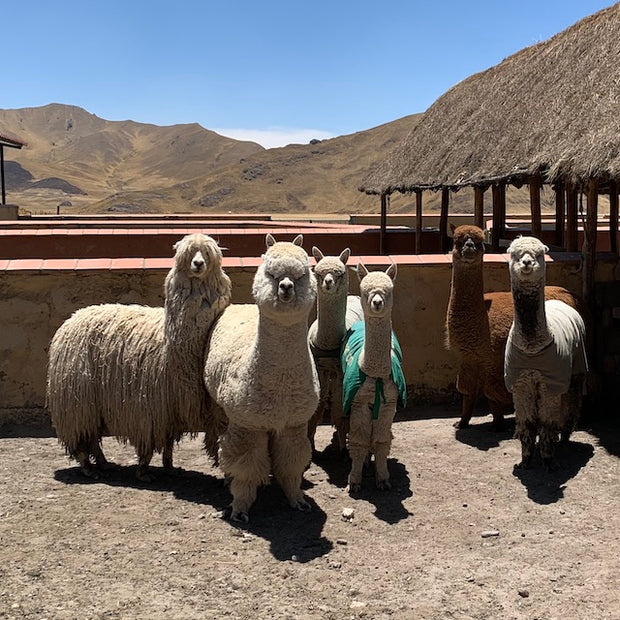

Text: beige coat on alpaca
xmin=345 ymin=262 xmax=399 ymax=493
xmin=204 ymin=234 xmax=319 ymax=522
xmin=47 ymin=234 xmax=231 ymax=481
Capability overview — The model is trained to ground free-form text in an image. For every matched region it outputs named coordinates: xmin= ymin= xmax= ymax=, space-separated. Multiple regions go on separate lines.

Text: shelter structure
xmin=360 ymin=2 xmax=620 ymax=305
xmin=0 ymin=132 xmax=25 ymax=206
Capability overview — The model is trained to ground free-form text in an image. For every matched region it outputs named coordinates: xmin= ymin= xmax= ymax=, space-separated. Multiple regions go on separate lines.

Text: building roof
xmin=0 ymin=132 xmax=25 ymax=149
xmin=360 ymin=2 xmax=620 ymax=195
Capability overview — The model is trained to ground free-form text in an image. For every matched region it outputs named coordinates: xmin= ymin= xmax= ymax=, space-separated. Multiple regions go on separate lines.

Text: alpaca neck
xmin=447 ymin=262 xmax=488 ymax=348
xmin=255 ymin=312 xmax=312 ymax=365
xmin=315 ymin=289 xmax=348 ymax=350
xmin=359 ymin=317 xmax=393 ymax=379
xmin=511 ymin=281 xmax=552 ymax=353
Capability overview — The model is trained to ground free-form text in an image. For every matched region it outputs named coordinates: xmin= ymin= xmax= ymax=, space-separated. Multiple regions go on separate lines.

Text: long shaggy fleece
xmin=47 ymin=233 xmax=231 ymax=480
xmin=204 ymin=233 xmax=319 ymax=522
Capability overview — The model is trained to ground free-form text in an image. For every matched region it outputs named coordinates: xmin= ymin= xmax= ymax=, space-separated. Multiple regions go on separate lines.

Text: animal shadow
xmin=455 ymin=416 xmax=516 ymax=451
xmin=512 ymin=440 xmax=594 ymax=504
xmin=54 ymin=464 xmax=230 ymax=512
xmin=227 ymin=483 xmax=332 ymax=562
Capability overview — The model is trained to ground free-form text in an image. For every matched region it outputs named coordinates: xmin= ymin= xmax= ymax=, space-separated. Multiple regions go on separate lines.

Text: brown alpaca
xmin=446 ymin=225 xmax=579 ymax=430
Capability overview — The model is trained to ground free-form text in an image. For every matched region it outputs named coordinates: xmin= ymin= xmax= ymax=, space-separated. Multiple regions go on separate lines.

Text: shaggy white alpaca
xmin=47 ymin=233 xmax=231 ymax=481
xmin=204 ymin=233 xmax=319 ymax=522
xmin=307 ymin=246 xmax=362 ymax=453
xmin=341 ymin=262 xmax=406 ymax=493
xmin=504 ymin=236 xmax=588 ymax=469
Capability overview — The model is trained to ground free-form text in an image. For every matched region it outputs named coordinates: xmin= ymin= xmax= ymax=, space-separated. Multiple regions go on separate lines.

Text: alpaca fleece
xmin=47 ymin=233 xmax=231 ymax=480
xmin=204 ymin=234 xmax=319 ymax=522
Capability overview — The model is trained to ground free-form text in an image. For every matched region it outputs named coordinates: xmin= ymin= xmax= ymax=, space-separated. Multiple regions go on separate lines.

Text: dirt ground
xmin=1 ymin=405 xmax=619 ymax=620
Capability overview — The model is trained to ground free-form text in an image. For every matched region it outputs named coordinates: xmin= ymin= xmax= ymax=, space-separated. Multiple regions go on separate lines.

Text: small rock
xmin=559 ymin=509 xmax=566 ymax=515
xmin=481 ymin=530 xmax=500 ymax=538
xmin=291 ymin=555 xmax=300 ymax=562
xmin=518 ymin=589 xmax=530 ymax=598
xmin=336 ymin=538 xmax=348 ymax=546
xmin=342 ymin=508 xmax=355 ymax=520
xmin=350 ymin=601 xmax=366 ymax=610
xmin=329 ymin=561 xmax=342 ymax=569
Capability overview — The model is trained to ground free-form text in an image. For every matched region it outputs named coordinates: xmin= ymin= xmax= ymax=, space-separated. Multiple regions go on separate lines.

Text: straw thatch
xmin=360 ymin=2 xmax=620 ymax=195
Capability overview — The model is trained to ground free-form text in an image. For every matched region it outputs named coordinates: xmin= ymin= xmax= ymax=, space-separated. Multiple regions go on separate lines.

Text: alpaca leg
xmin=373 ymin=407 xmax=396 ymax=491
xmin=540 ymin=394 xmax=562 ymax=469
xmin=347 ymin=405 xmax=371 ymax=493
xmin=91 ymin=440 xmax=115 ymax=472
xmin=219 ymin=424 xmax=270 ymax=522
xmin=136 ymin=451 xmax=154 ymax=482
xmin=513 ymin=385 xmax=537 ymax=469
xmin=561 ymin=377 xmax=583 ymax=444
xmin=162 ymin=438 xmax=174 ymax=471
xmin=74 ymin=440 xmax=99 ymax=479
xmin=334 ymin=416 xmax=349 ymax=453
xmin=454 ymin=391 xmax=477 ymax=429
xmin=271 ymin=424 xmax=312 ymax=512
xmin=307 ymin=407 xmax=322 ymax=453
xmin=489 ymin=401 xmax=506 ymax=431
xmin=539 ymin=425 xmax=558 ymax=470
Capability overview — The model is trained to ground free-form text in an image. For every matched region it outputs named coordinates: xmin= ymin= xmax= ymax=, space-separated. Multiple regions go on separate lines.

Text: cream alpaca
xmin=504 ymin=236 xmax=587 ymax=468
xmin=341 ymin=262 xmax=406 ymax=493
xmin=204 ymin=234 xmax=319 ymax=522
xmin=307 ymin=246 xmax=362 ymax=453
xmin=47 ymin=234 xmax=231 ymax=480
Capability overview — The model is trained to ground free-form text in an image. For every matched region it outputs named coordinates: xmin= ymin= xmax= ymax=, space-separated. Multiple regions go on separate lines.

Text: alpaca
xmin=203 ymin=233 xmax=319 ymax=522
xmin=504 ymin=236 xmax=588 ymax=469
xmin=341 ymin=262 xmax=406 ymax=493
xmin=446 ymin=224 xmax=580 ymax=430
xmin=47 ymin=233 xmax=232 ymax=481
xmin=307 ymin=246 xmax=362 ymax=453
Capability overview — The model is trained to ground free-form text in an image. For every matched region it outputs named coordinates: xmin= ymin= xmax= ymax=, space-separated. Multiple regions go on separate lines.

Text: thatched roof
xmin=361 ymin=2 xmax=620 ymax=195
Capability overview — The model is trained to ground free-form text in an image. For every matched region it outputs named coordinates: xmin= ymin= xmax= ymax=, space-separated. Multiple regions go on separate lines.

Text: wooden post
xmin=474 ymin=186 xmax=484 ymax=230
xmin=380 ymin=193 xmax=388 ymax=255
xmin=565 ymin=184 xmax=579 ymax=252
xmin=415 ymin=190 xmax=423 ymax=254
xmin=440 ymin=187 xmax=450 ymax=252
xmin=491 ymin=182 xmax=506 ymax=252
xmin=583 ymin=178 xmax=598 ymax=303
xmin=609 ymin=180 xmax=618 ymax=255
xmin=529 ymin=176 xmax=542 ymax=239
xmin=1 ymin=144 xmax=5 ymax=205
xmin=554 ymin=181 xmax=565 ymax=248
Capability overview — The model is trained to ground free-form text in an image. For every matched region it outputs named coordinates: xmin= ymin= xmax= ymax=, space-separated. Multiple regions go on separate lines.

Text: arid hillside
xmin=1 ymin=104 xmax=559 ymax=216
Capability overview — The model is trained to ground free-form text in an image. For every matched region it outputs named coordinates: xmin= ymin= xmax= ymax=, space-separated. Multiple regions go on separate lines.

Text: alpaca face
xmin=508 ymin=236 xmax=548 ymax=284
xmin=452 ymin=225 xmax=485 ymax=264
xmin=253 ymin=240 xmax=317 ymax=321
xmin=173 ymin=233 xmax=223 ymax=279
xmin=359 ymin=272 xmax=395 ymax=319
xmin=314 ymin=257 xmax=349 ymax=295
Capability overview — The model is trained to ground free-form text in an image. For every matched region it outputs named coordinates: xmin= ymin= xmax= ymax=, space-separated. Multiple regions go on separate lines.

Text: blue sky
xmin=3 ymin=1 xmax=614 ymax=147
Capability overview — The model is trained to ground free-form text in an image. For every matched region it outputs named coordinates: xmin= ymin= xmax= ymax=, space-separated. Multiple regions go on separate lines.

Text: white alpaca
xmin=307 ymin=246 xmax=362 ymax=453
xmin=341 ymin=262 xmax=406 ymax=493
xmin=504 ymin=236 xmax=588 ymax=469
xmin=204 ymin=234 xmax=319 ymax=522
xmin=47 ymin=234 xmax=232 ymax=481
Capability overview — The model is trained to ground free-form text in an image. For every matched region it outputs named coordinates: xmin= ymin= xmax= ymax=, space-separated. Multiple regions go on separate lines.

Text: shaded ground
xmin=1 ymin=406 xmax=619 ymax=619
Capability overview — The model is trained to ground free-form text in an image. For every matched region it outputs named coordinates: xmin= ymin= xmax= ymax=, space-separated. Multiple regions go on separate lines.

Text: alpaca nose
xmin=323 ymin=274 xmax=334 ymax=290
xmin=279 ymin=278 xmax=294 ymax=299
xmin=371 ymin=295 xmax=384 ymax=312
xmin=191 ymin=255 xmax=205 ymax=272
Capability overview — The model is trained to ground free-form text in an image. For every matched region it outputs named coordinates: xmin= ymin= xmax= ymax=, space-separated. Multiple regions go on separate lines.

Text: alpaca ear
xmin=339 ymin=248 xmax=351 ymax=264
xmin=449 ymin=223 xmax=456 ymax=234
xmin=293 ymin=234 xmax=303 ymax=246
xmin=543 ymin=244 xmax=549 ymax=254
xmin=173 ymin=240 xmax=181 ymax=252
xmin=386 ymin=263 xmax=397 ymax=281
xmin=312 ymin=246 xmax=324 ymax=262
xmin=266 ymin=233 xmax=276 ymax=248
xmin=357 ymin=261 xmax=369 ymax=280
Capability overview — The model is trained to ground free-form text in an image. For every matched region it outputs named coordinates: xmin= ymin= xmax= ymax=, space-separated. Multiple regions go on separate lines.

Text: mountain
xmin=0 ymin=103 xmax=555 ymax=216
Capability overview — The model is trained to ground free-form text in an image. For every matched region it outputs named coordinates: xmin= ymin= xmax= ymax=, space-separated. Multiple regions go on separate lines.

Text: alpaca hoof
xmin=96 ymin=460 xmax=118 ymax=472
xmin=348 ymin=482 xmax=362 ymax=494
xmin=453 ymin=418 xmax=469 ymax=429
xmin=230 ymin=510 xmax=250 ymax=523
xmin=376 ymin=479 xmax=392 ymax=491
xmin=514 ymin=460 xmax=531 ymax=471
xmin=80 ymin=465 xmax=100 ymax=480
xmin=135 ymin=470 xmax=154 ymax=483
xmin=292 ymin=498 xmax=312 ymax=513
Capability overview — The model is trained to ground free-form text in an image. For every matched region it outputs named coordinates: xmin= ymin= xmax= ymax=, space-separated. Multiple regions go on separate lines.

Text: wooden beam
xmin=380 ymin=193 xmax=388 ymax=255
xmin=529 ymin=176 xmax=542 ymax=239
xmin=491 ymin=182 xmax=506 ymax=252
xmin=440 ymin=188 xmax=450 ymax=252
xmin=554 ymin=181 xmax=565 ymax=248
xmin=565 ymin=184 xmax=579 ymax=252
xmin=583 ymin=178 xmax=598 ymax=303
xmin=609 ymin=180 xmax=618 ymax=255
xmin=415 ymin=190 xmax=423 ymax=254
xmin=474 ymin=186 xmax=484 ymax=229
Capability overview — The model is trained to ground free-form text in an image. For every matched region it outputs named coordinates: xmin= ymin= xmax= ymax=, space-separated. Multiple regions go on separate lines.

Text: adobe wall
xmin=0 ymin=254 xmax=586 ymax=430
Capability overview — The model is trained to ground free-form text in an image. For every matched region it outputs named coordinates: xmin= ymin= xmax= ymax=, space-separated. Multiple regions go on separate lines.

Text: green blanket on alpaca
xmin=341 ymin=321 xmax=407 ymax=419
